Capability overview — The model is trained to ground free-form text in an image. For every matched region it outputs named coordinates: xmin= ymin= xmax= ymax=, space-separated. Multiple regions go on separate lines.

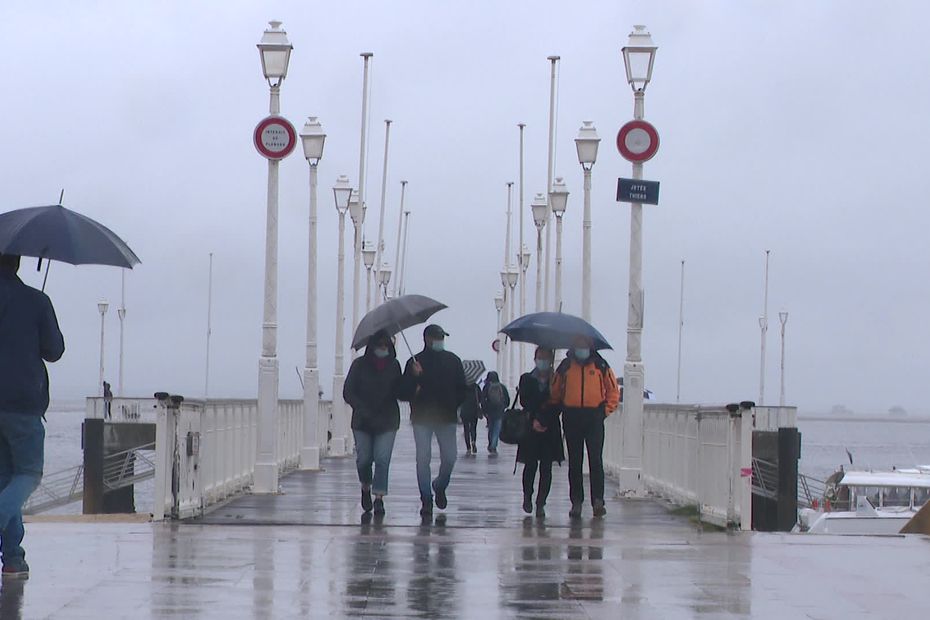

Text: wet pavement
xmin=6 ymin=427 xmax=930 ymax=618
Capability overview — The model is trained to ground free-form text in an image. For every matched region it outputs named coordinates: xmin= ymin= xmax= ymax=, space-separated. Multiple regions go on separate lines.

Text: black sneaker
xmin=432 ymin=482 xmax=448 ymax=510
xmin=373 ymin=497 xmax=385 ymax=516
xmin=361 ymin=487 xmax=373 ymax=513
xmin=593 ymin=500 xmax=607 ymax=518
xmin=420 ymin=498 xmax=433 ymax=517
xmin=522 ymin=494 xmax=533 ymax=514
xmin=2 ymin=563 xmax=28 ymax=580
xmin=569 ymin=502 xmax=583 ymax=519
xmin=535 ymin=504 xmax=546 ymax=519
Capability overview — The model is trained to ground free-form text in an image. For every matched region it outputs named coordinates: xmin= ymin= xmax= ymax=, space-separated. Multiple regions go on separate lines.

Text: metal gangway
xmin=751 ymin=456 xmax=827 ymax=509
xmin=23 ymin=442 xmax=156 ymax=515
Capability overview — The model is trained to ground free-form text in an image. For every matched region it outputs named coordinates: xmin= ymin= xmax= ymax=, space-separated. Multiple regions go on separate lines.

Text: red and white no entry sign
xmin=616 ymin=120 xmax=659 ymax=163
xmin=491 ymin=338 xmax=501 ymax=353
xmin=253 ymin=115 xmax=297 ymax=160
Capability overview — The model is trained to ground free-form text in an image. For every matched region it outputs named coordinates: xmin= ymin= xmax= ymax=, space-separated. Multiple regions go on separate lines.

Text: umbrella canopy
xmin=462 ymin=360 xmax=487 ymax=385
xmin=501 ymin=311 xmax=612 ymax=351
xmin=0 ymin=205 xmax=140 ymax=268
xmin=351 ymin=294 xmax=447 ymax=350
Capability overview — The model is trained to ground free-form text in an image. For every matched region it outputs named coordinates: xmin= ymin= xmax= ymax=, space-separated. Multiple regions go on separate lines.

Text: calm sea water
xmin=38 ymin=402 xmax=930 ymax=514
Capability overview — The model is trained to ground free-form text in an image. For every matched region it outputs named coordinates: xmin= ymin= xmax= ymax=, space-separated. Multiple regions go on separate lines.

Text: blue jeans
xmin=412 ymin=423 xmax=457 ymax=501
xmin=0 ymin=414 xmax=44 ymax=569
xmin=353 ymin=429 xmax=397 ymax=496
xmin=487 ymin=416 xmax=502 ymax=451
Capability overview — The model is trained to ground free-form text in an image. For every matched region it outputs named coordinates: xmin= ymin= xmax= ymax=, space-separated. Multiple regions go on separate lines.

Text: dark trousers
xmin=522 ymin=460 xmax=553 ymax=506
xmin=562 ymin=409 xmax=605 ymax=506
xmin=462 ymin=419 xmax=478 ymax=451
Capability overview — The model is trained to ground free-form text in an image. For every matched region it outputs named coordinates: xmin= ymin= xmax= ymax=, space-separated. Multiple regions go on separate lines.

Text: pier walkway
xmin=8 ymin=429 xmax=930 ymax=618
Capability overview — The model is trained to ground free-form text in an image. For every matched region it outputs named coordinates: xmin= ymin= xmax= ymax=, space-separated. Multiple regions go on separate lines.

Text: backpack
xmin=486 ymin=383 xmax=505 ymax=409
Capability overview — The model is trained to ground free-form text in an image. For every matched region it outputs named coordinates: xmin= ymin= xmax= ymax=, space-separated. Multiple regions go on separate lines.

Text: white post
xmin=205 ymin=253 xmax=213 ymax=401
xmin=365 ymin=264 xmax=373 ymax=312
xmin=331 ymin=208 xmax=348 ymax=457
xmin=535 ymin=226 xmax=544 ymax=313
xmin=517 ymin=123 xmax=527 ymax=372
xmin=779 ymin=311 xmax=788 ymax=407
xmin=255 ymin=83 xmax=282 ymax=494
xmin=499 ymin=285 xmax=508 ymax=388
xmin=374 ymin=120 xmax=392 ymax=288
xmin=620 ymin=89 xmax=647 ymax=494
xmin=301 ymin=162 xmax=321 ymax=470
xmin=391 ymin=180 xmax=407 ymax=297
xmin=508 ymin=281 xmax=517 ymax=388
xmin=554 ymin=213 xmax=563 ymax=310
xmin=495 ymin=298 xmax=504 ymax=373
xmin=98 ymin=301 xmax=108 ymax=396
xmin=353 ymin=53 xmax=373 ymax=352
xmin=544 ymin=56 xmax=559 ymax=311
xmin=676 ymin=259 xmax=684 ymax=403
xmin=504 ymin=182 xmax=513 ymax=282
xmin=759 ymin=249 xmax=770 ymax=405
xmin=398 ymin=211 xmax=411 ymax=294
xmin=118 ymin=271 xmax=126 ymax=396
xmin=581 ymin=166 xmax=593 ymax=321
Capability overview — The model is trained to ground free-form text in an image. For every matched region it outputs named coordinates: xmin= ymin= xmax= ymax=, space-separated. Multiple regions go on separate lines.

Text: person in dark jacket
xmin=516 ymin=347 xmax=564 ymax=518
xmin=480 ymin=371 xmax=511 ymax=455
xmin=0 ymin=254 xmax=65 ymax=579
xmin=459 ymin=382 xmax=482 ymax=456
xmin=398 ymin=324 xmax=467 ymax=517
xmin=343 ymin=330 xmax=402 ymax=516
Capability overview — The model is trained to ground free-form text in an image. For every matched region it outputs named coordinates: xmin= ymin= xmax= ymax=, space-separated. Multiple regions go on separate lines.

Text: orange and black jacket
xmin=548 ymin=353 xmax=620 ymax=416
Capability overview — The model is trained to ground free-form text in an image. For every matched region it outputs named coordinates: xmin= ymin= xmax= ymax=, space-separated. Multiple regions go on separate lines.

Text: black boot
xmin=522 ymin=492 xmax=533 ymax=514
xmin=361 ymin=487 xmax=372 ymax=513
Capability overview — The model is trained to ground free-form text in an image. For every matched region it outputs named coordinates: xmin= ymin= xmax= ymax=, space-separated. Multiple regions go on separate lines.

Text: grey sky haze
xmin=1 ymin=1 xmax=928 ymax=414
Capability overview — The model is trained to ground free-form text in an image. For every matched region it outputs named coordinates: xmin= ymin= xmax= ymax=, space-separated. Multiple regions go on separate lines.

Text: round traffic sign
xmin=253 ymin=116 xmax=297 ymax=160
xmin=616 ymin=120 xmax=659 ymax=163
xmin=491 ymin=338 xmax=501 ymax=353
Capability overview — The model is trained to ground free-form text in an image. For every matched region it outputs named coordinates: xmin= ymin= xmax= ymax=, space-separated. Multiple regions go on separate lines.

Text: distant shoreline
xmin=798 ymin=416 xmax=930 ymax=424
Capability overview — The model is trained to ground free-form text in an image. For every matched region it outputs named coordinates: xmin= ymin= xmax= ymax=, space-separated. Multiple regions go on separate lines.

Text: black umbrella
xmin=0 ymin=204 xmax=140 ymax=267
xmin=501 ymin=311 xmax=612 ymax=351
xmin=351 ymin=294 xmax=447 ymax=353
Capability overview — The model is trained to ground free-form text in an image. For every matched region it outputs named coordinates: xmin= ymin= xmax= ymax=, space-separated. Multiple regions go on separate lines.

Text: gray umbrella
xmin=462 ymin=360 xmax=487 ymax=385
xmin=351 ymin=294 xmax=447 ymax=351
xmin=501 ymin=311 xmax=611 ymax=351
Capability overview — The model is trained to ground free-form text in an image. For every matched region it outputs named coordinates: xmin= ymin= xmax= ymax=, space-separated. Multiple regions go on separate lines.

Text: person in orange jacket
xmin=548 ymin=335 xmax=620 ymax=518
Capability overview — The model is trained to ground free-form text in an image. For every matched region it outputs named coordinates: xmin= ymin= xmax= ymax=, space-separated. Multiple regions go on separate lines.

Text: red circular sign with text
xmin=253 ymin=116 xmax=297 ymax=160
xmin=616 ymin=120 xmax=660 ymax=163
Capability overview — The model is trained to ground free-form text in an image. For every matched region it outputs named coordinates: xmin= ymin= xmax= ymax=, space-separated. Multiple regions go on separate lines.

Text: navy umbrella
xmin=351 ymin=294 xmax=447 ymax=353
xmin=500 ymin=311 xmax=612 ymax=351
xmin=0 ymin=204 xmax=141 ymax=269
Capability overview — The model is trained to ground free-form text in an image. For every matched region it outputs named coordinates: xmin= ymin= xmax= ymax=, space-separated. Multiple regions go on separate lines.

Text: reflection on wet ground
xmin=8 ymin=429 xmax=930 ymax=618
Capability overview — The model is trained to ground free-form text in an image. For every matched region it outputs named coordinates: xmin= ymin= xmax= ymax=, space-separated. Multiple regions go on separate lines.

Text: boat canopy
xmin=841 ymin=471 xmax=930 ymax=488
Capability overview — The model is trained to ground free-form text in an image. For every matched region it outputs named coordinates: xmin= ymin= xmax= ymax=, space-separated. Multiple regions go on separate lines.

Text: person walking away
xmin=549 ymin=336 xmax=619 ymax=519
xmin=103 ymin=381 xmax=113 ymax=419
xmin=459 ymin=382 xmax=481 ymax=456
xmin=399 ymin=324 xmax=467 ymax=518
xmin=343 ymin=330 xmax=402 ymax=517
xmin=0 ymin=254 xmax=65 ymax=579
xmin=517 ymin=347 xmax=564 ymax=518
xmin=480 ymin=371 xmax=510 ymax=456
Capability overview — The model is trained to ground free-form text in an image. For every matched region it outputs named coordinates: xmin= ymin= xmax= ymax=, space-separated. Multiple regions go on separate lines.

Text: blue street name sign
xmin=616 ymin=178 xmax=660 ymax=205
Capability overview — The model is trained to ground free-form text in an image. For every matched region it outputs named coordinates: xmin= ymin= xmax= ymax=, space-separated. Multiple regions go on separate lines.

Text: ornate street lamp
xmin=549 ymin=177 xmax=569 ymax=312
xmin=575 ymin=121 xmax=600 ymax=321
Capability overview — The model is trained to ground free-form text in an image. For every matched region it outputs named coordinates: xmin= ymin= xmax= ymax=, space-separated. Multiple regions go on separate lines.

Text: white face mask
xmin=430 ymin=339 xmax=445 ymax=352
xmin=574 ymin=348 xmax=591 ymax=361
xmin=373 ymin=347 xmax=390 ymax=359
xmin=535 ymin=359 xmax=551 ymax=372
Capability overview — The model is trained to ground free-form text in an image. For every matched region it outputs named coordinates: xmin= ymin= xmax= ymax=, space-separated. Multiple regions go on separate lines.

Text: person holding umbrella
xmin=343 ymin=330 xmax=403 ymax=517
xmin=516 ymin=347 xmax=564 ymax=518
xmin=549 ymin=335 xmax=620 ymax=518
xmin=398 ymin=324 xmax=467 ymax=518
xmin=0 ymin=253 xmax=65 ymax=578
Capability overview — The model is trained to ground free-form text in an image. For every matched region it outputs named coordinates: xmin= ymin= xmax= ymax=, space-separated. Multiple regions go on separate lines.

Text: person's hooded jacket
xmin=398 ymin=345 xmax=467 ymax=425
xmin=343 ymin=331 xmax=403 ymax=434
xmin=0 ymin=269 xmax=65 ymax=416
xmin=480 ymin=371 xmax=511 ymax=419
xmin=548 ymin=350 xmax=620 ymax=416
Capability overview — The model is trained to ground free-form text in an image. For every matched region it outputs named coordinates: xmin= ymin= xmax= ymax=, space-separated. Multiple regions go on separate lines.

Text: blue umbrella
xmin=501 ymin=311 xmax=612 ymax=351
xmin=0 ymin=204 xmax=140 ymax=269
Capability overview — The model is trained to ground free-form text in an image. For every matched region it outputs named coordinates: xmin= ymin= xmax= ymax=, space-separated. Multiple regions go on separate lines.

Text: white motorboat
xmin=799 ymin=468 xmax=930 ymax=535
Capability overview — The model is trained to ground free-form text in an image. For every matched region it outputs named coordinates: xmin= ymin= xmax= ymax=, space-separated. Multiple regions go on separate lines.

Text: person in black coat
xmin=343 ymin=330 xmax=402 ymax=516
xmin=459 ymin=383 xmax=482 ymax=456
xmin=516 ymin=347 xmax=564 ymax=518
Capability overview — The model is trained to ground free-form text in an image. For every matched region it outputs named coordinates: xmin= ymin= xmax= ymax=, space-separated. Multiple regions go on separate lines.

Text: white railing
xmin=753 ymin=405 xmax=797 ymax=431
xmin=615 ymin=403 xmax=753 ymax=530
xmin=86 ymin=396 xmax=159 ymax=422
xmin=152 ymin=396 xmax=307 ymax=520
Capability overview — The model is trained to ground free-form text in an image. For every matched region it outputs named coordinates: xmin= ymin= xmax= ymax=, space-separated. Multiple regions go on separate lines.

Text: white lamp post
xmin=331 ymin=176 xmax=352 ymax=457
xmin=506 ymin=269 xmax=518 ymax=387
xmin=391 ymin=180 xmax=407 ymax=298
xmin=254 ymin=20 xmax=293 ymax=493
xmin=494 ymin=294 xmax=505 ymax=374
xmin=575 ymin=121 xmax=600 ymax=321
xmin=363 ymin=242 xmax=376 ymax=312
xmin=549 ymin=177 xmax=569 ymax=312
xmin=779 ymin=311 xmax=789 ymax=406
xmin=299 ymin=115 xmax=325 ymax=470
xmin=377 ymin=263 xmax=392 ymax=301
xmin=531 ymin=193 xmax=548 ymax=314
xmin=97 ymin=300 xmax=108 ymax=396
xmin=499 ymin=269 xmax=511 ymax=388
xmin=619 ymin=24 xmax=657 ymax=494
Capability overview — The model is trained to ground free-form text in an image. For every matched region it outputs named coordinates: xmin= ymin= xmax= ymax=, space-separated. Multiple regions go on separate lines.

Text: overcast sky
xmin=2 ymin=1 xmax=928 ymax=414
